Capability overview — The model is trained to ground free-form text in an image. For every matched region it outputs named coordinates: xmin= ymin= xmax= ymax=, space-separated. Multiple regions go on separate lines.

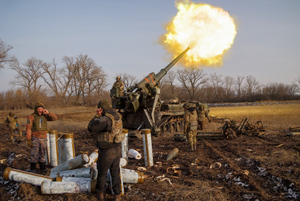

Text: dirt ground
xmin=0 ymin=112 xmax=300 ymax=200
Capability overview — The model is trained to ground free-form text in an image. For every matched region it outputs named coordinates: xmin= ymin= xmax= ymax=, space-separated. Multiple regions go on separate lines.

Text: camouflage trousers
xmin=29 ymin=138 xmax=47 ymax=163
xmin=198 ymin=121 xmax=205 ymax=130
xmin=9 ymin=127 xmax=23 ymax=142
xmin=187 ymin=130 xmax=197 ymax=150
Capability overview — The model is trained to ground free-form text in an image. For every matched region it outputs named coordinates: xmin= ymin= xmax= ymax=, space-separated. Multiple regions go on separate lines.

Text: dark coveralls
xmin=88 ymin=108 xmax=122 ymax=195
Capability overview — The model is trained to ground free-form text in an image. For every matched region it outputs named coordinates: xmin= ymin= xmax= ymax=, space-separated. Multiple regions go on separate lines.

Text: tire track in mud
xmin=247 ymin=136 xmax=300 ymax=189
xmin=201 ymin=135 xmax=300 ymax=200
xmin=202 ymin=139 xmax=273 ymax=200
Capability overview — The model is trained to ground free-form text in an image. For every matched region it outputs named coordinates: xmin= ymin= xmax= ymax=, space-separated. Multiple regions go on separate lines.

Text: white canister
xmin=122 ymin=168 xmax=144 ymax=184
xmin=4 ymin=167 xmax=53 ymax=186
xmin=41 ymin=180 xmax=96 ymax=194
xmin=58 ymin=133 xmax=75 ymax=164
xmin=49 ymin=167 xmax=95 ymax=179
xmin=121 ymin=129 xmax=129 ymax=159
xmin=45 ymin=132 xmax=51 ymax=165
xmin=83 ymin=150 xmax=98 ymax=168
xmin=142 ymin=129 xmax=153 ymax=167
xmin=51 ymin=154 xmax=89 ymax=172
xmin=106 ymin=168 xmax=144 ymax=184
xmin=128 ymin=149 xmax=141 ymax=160
xmin=49 ymin=130 xmax=59 ymax=167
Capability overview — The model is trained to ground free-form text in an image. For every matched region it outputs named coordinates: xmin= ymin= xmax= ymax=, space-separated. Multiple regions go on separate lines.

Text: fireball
xmin=160 ymin=0 xmax=237 ymax=67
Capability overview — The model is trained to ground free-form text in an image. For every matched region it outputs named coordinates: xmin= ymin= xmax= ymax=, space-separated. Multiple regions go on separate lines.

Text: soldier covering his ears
xmin=26 ymin=102 xmax=57 ymax=173
xmin=88 ymin=99 xmax=124 ymax=201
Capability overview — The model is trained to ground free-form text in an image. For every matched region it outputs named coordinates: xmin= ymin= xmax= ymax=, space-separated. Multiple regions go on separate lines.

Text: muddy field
xmin=0 ymin=105 xmax=300 ymax=201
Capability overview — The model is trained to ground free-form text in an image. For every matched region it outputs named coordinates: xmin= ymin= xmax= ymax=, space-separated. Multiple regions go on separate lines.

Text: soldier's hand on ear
xmin=42 ymin=109 xmax=49 ymax=115
xmin=96 ymin=108 xmax=103 ymax=116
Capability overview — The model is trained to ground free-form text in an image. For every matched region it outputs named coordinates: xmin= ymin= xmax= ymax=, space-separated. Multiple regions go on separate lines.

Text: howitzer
xmin=111 ymin=47 xmax=190 ymax=134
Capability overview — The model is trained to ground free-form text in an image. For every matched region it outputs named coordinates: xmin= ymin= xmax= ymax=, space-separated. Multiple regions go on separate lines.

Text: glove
xmin=27 ymin=139 xmax=33 ymax=148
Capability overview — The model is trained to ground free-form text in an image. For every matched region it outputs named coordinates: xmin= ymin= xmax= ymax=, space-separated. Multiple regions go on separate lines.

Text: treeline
xmin=0 ymin=66 xmax=299 ymax=110
xmin=0 ymin=54 xmax=111 ymax=110
xmin=0 ymin=39 xmax=299 ymax=110
xmin=159 ymin=68 xmax=300 ymax=103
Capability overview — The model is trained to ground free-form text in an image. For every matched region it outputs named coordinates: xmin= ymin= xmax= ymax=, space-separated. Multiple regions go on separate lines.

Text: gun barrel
xmin=155 ymin=47 xmax=190 ymax=82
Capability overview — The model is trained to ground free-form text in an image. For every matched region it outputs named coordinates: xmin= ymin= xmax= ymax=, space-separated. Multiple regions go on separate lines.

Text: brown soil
xmin=0 ymin=118 xmax=300 ymax=201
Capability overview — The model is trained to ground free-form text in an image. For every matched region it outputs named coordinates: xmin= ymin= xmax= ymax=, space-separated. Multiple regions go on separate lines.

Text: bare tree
xmin=224 ymin=76 xmax=235 ymax=100
xmin=177 ymin=68 xmax=207 ymax=100
xmin=60 ymin=54 xmax=108 ymax=105
xmin=244 ymin=75 xmax=260 ymax=100
xmin=235 ymin=75 xmax=245 ymax=99
xmin=262 ymin=82 xmax=298 ymax=100
xmin=10 ymin=57 xmax=46 ymax=104
xmin=160 ymin=69 xmax=179 ymax=100
xmin=209 ymin=73 xmax=224 ymax=101
xmin=296 ymin=75 xmax=300 ymax=93
xmin=0 ymin=39 xmax=17 ymax=69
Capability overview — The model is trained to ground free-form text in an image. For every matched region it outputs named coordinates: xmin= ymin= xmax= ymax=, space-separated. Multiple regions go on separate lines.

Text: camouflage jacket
xmin=26 ymin=112 xmax=57 ymax=139
xmin=184 ymin=109 xmax=198 ymax=133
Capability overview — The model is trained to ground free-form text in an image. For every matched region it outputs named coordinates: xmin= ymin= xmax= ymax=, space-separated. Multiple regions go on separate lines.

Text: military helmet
xmin=116 ymin=76 xmax=121 ymax=80
xmin=97 ymin=100 xmax=112 ymax=110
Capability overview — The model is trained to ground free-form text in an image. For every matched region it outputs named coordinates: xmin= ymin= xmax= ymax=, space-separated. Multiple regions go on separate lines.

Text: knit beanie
xmin=34 ymin=102 xmax=45 ymax=113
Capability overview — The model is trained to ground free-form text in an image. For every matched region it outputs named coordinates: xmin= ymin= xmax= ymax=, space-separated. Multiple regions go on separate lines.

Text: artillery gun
xmin=110 ymin=47 xmax=190 ymax=135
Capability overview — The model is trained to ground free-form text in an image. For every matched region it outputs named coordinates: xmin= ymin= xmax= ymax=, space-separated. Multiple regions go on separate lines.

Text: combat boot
xmin=39 ymin=162 xmax=47 ymax=174
xmin=30 ymin=163 xmax=37 ymax=173
xmin=114 ymin=194 xmax=121 ymax=201
xmin=96 ymin=192 xmax=105 ymax=201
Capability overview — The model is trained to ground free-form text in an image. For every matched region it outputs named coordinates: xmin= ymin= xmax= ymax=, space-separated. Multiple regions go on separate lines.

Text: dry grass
xmin=1 ymin=101 xmax=299 ymax=133
xmin=210 ymin=101 xmax=300 ymax=131
xmin=0 ymin=106 xmax=96 ymax=133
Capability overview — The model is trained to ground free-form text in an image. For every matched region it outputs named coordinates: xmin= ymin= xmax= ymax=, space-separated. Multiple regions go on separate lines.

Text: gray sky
xmin=0 ymin=0 xmax=299 ymax=92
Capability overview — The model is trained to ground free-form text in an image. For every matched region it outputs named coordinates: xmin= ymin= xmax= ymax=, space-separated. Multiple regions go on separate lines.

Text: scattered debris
xmin=210 ymin=162 xmax=222 ymax=169
xmin=286 ymin=132 xmax=300 ymax=136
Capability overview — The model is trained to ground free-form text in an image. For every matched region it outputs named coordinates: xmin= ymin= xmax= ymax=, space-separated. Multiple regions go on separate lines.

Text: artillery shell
xmin=166 ymin=148 xmax=179 ymax=161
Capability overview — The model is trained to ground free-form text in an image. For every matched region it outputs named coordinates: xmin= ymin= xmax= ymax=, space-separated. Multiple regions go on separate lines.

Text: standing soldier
xmin=5 ymin=112 xmax=22 ymax=142
xmin=197 ymin=104 xmax=211 ymax=130
xmin=183 ymin=103 xmax=198 ymax=151
xmin=110 ymin=76 xmax=125 ymax=108
xmin=88 ymin=100 xmax=124 ymax=201
xmin=26 ymin=102 xmax=57 ymax=173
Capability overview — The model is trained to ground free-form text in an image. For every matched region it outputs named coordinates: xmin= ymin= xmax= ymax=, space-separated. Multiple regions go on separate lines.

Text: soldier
xmin=115 ymin=76 xmax=125 ymax=96
xmin=26 ymin=102 xmax=57 ymax=173
xmin=110 ymin=76 xmax=125 ymax=108
xmin=183 ymin=103 xmax=198 ymax=151
xmin=5 ymin=112 xmax=22 ymax=142
xmin=197 ymin=104 xmax=211 ymax=130
xmin=88 ymin=100 xmax=124 ymax=201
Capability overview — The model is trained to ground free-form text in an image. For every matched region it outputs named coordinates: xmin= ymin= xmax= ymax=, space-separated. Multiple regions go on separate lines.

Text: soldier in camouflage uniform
xmin=110 ymin=76 xmax=125 ymax=108
xmin=197 ymin=104 xmax=211 ymax=130
xmin=183 ymin=103 xmax=198 ymax=151
xmin=88 ymin=100 xmax=124 ymax=201
xmin=5 ymin=112 xmax=22 ymax=142
xmin=26 ymin=102 xmax=57 ymax=173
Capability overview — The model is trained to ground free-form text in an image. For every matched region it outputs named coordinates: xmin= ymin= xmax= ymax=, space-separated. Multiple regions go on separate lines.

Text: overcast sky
xmin=1 ymin=0 xmax=299 ymax=92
